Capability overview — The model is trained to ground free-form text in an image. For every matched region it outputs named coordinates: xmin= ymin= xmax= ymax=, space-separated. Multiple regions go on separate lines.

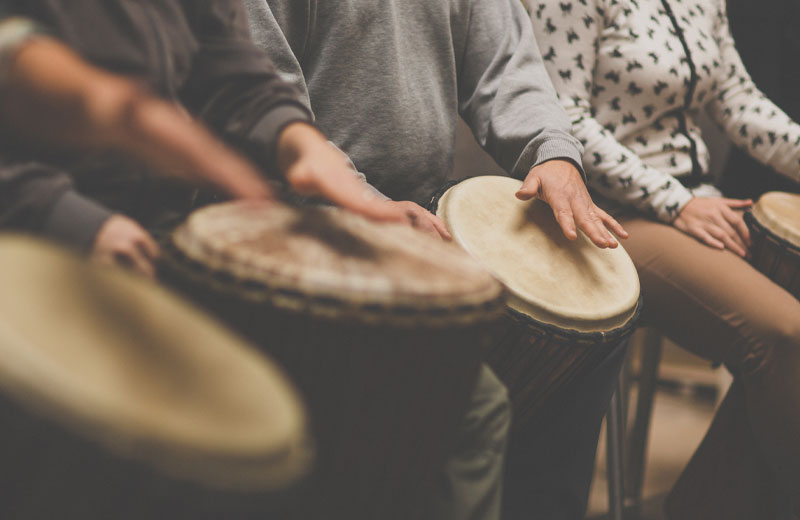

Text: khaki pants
xmin=619 ymin=216 xmax=800 ymax=518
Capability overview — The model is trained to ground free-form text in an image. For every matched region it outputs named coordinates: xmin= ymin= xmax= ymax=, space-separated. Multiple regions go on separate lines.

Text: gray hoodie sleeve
xmin=242 ymin=0 xmax=390 ymax=200
xmin=0 ymin=160 xmax=112 ymax=251
xmin=454 ymin=0 xmax=585 ymax=180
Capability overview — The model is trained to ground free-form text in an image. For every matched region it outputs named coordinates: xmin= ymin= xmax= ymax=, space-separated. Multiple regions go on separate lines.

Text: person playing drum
xmin=0 ymin=3 xmax=514 ymax=519
xmin=0 ymin=7 xmax=412 ymax=278
xmin=243 ymin=1 xmax=630 ymax=518
xmin=529 ymin=0 xmax=800 ymax=517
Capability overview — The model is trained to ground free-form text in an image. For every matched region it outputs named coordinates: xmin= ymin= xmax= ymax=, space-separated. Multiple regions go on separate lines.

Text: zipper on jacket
xmin=660 ymin=0 xmax=704 ymax=186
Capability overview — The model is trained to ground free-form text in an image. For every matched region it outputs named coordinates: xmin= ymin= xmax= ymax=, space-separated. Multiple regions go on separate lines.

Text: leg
xmin=425 ymin=364 xmax=511 ymax=520
xmin=619 ymin=216 xmax=800 ymax=515
xmin=503 ymin=339 xmax=629 ymax=520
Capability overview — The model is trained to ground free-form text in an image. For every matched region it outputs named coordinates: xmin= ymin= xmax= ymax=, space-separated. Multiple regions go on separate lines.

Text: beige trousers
xmin=618 ymin=215 xmax=800 ymax=518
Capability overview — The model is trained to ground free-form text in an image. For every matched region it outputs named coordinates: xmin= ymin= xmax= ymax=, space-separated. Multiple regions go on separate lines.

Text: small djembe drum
xmin=0 ymin=236 xmax=310 ymax=520
xmin=746 ymin=191 xmax=800 ymax=300
xmin=162 ymin=202 xmax=505 ymax=520
xmin=432 ymin=176 xmax=641 ymax=431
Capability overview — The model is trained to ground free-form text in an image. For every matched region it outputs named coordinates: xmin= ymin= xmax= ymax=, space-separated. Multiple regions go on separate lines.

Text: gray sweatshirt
xmin=244 ymin=0 xmax=584 ymax=205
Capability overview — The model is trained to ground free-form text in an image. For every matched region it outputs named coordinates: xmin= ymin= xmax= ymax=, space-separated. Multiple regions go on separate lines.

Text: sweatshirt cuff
xmin=43 ymin=190 xmax=114 ymax=252
xmin=654 ymin=187 xmax=694 ymax=223
xmin=248 ymin=103 xmax=313 ymax=173
xmin=513 ymin=134 xmax=587 ymax=183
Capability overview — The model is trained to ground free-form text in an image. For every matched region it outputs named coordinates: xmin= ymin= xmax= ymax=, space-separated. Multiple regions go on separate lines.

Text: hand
xmin=516 ymin=160 xmax=628 ymax=248
xmin=2 ymin=38 xmax=271 ymax=200
xmin=91 ymin=215 xmax=160 ymax=278
xmin=673 ymin=197 xmax=753 ymax=257
xmin=276 ymin=122 xmax=411 ymax=224
xmin=381 ymin=200 xmax=451 ymax=240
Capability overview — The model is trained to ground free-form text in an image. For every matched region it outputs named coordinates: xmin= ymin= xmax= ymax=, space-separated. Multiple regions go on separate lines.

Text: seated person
xmin=530 ymin=0 xmax=800 ymax=517
xmin=0 ymin=6 xmax=410 ymax=277
xmin=244 ymin=1 xmax=630 ymax=518
xmin=0 ymin=3 xmax=511 ymax=519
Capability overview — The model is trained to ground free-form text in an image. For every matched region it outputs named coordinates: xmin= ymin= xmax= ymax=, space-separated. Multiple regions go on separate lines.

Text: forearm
xmin=0 ymin=161 xmax=112 ymax=251
xmin=457 ymin=0 xmax=584 ymax=179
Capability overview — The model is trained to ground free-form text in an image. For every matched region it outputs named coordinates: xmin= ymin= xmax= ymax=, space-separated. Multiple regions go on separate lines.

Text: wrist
xmin=276 ymin=121 xmax=326 ymax=173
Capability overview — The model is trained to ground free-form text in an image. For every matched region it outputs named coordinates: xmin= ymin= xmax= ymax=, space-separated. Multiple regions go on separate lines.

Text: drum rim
xmin=749 ymin=192 xmax=800 ymax=250
xmin=745 ymin=210 xmax=800 ymax=256
xmin=429 ymin=176 xmax=641 ymax=333
xmin=505 ymin=295 xmax=642 ymax=345
xmin=0 ymin=235 xmax=313 ymax=491
xmin=165 ymin=203 xmax=507 ymax=327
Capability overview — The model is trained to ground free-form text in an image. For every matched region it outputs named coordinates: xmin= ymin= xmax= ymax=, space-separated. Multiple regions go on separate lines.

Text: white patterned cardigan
xmin=526 ymin=0 xmax=800 ymax=221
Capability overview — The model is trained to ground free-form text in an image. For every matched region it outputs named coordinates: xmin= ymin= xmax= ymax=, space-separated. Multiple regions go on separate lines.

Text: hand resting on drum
xmin=276 ymin=122 xmax=450 ymax=237
xmin=516 ymin=159 xmax=629 ymax=249
xmin=91 ymin=215 xmax=160 ymax=278
xmin=672 ymin=197 xmax=753 ymax=258
xmin=1 ymin=37 xmax=272 ymax=200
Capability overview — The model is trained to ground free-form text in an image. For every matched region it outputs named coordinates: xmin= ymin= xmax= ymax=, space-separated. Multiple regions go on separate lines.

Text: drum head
xmin=437 ymin=176 xmax=640 ymax=333
xmin=170 ymin=202 xmax=503 ymax=325
xmin=752 ymin=192 xmax=800 ymax=246
xmin=0 ymin=236 xmax=310 ymax=490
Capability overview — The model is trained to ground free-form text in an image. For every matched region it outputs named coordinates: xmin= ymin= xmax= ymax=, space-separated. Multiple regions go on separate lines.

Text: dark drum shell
xmin=745 ymin=211 xmax=800 ymax=301
xmin=161 ymin=202 xmax=505 ymax=520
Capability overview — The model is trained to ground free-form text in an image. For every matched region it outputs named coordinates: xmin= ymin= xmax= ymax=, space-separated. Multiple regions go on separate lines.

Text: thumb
xmin=516 ymin=175 xmax=541 ymax=201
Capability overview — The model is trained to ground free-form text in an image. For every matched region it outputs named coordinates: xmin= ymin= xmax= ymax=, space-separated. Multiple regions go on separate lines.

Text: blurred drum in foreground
xmin=432 ymin=176 xmax=641 ymax=431
xmin=0 ymin=236 xmax=310 ymax=520
xmin=163 ymin=201 xmax=504 ymax=520
xmin=746 ymin=191 xmax=800 ymax=300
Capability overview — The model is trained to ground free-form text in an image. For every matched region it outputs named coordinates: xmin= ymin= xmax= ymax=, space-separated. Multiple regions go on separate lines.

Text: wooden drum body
xmin=162 ymin=202 xmax=505 ymax=520
xmin=432 ymin=176 xmax=641 ymax=431
xmin=746 ymin=192 xmax=800 ymax=300
xmin=0 ymin=237 xmax=310 ymax=520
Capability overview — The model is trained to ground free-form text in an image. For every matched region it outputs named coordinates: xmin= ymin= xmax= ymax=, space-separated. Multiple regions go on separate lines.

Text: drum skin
xmin=0 ymin=236 xmax=311 ymax=520
xmin=746 ymin=192 xmax=800 ymax=301
xmin=162 ymin=202 xmax=505 ymax=520
xmin=432 ymin=176 xmax=641 ymax=430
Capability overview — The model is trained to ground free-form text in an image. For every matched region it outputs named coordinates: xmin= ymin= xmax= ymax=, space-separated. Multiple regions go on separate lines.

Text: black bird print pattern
xmin=527 ymin=0 xmax=800 ymax=222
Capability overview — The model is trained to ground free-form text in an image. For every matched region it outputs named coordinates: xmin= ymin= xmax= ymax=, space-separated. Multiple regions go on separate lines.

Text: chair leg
xmin=607 ymin=374 xmax=626 ymax=520
xmin=625 ymin=329 xmax=663 ymax=514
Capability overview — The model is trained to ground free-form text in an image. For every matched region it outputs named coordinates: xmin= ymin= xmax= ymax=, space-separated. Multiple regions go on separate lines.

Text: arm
xmin=527 ymin=0 xmax=694 ymax=223
xmin=705 ymin=0 xmax=800 ymax=183
xmin=456 ymin=0 xmax=584 ymax=178
xmin=241 ymin=0 xmax=450 ymax=238
xmin=456 ymin=0 xmax=624 ymax=247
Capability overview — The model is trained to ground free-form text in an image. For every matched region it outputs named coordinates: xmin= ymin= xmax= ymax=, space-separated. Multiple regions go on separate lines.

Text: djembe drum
xmin=162 ymin=201 xmax=505 ymax=520
xmin=746 ymin=191 xmax=800 ymax=300
xmin=0 ymin=236 xmax=310 ymax=520
xmin=432 ymin=176 xmax=641 ymax=431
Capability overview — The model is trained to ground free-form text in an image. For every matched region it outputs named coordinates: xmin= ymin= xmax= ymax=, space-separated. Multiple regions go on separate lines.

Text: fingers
xmin=299 ymin=166 xmax=410 ymax=224
xmin=597 ymin=207 xmax=629 ymax=239
xmin=572 ymin=202 xmax=618 ymax=249
xmin=401 ymin=203 xmax=450 ymax=240
xmin=429 ymin=213 xmax=452 ymax=241
xmin=694 ymin=227 xmax=725 ymax=250
xmin=516 ymin=175 xmax=541 ymax=201
xmin=722 ymin=198 xmax=754 ymax=209
xmin=710 ymin=223 xmax=747 ymax=257
xmin=117 ymin=248 xmax=156 ymax=279
xmin=549 ymin=201 xmax=579 ymax=242
xmin=711 ymin=213 xmax=747 ymax=257
xmin=722 ymin=206 xmax=752 ymax=248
